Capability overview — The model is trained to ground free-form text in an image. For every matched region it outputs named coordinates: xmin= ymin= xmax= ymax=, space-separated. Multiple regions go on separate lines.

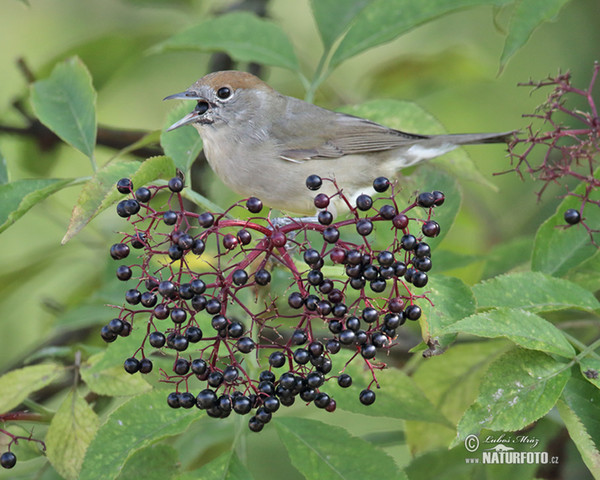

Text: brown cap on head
xmin=193 ymin=70 xmax=274 ymax=93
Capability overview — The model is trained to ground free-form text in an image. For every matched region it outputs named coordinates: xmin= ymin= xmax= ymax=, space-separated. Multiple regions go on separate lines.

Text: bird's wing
xmin=273 ymin=99 xmax=428 ymax=162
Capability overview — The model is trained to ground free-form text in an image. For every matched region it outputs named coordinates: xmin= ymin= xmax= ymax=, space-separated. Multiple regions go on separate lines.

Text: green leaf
xmin=62 ymin=156 xmax=176 ymax=244
xmin=406 ymin=340 xmax=508 ymax=453
xmin=161 ymin=104 xmax=203 ymax=173
xmin=152 ymin=12 xmax=299 ymax=71
xmin=579 ymin=357 xmax=600 ymax=390
xmin=46 ymin=390 xmax=100 ymax=480
xmin=30 ymin=56 xmax=97 ymax=159
xmin=118 ymin=445 xmax=180 ymax=480
xmin=0 ymin=150 xmax=7 ymax=184
xmin=309 ymin=0 xmax=373 ymax=50
xmin=0 ymin=363 xmax=63 ymax=413
xmin=333 ymin=351 xmax=451 ymax=425
xmin=500 ymin=0 xmax=571 ymax=70
xmin=532 ymin=171 xmax=600 ymax=277
xmin=339 ymin=100 xmax=496 ymax=188
xmin=329 ymin=0 xmax=512 ymax=69
xmin=0 ymin=178 xmax=73 ymax=234
xmin=80 ymin=390 xmax=200 ymax=480
xmin=420 ymin=275 xmax=476 ymax=351
xmin=80 ymin=353 xmax=152 ymax=397
xmin=441 ymin=307 xmax=575 ymax=358
xmin=177 ymin=451 xmax=253 ymax=480
xmin=473 ymin=271 xmax=600 ymax=313
xmin=557 ymin=376 xmax=600 ymax=477
xmin=455 ymin=349 xmax=570 ymax=444
xmin=275 ymin=417 xmax=404 ymax=480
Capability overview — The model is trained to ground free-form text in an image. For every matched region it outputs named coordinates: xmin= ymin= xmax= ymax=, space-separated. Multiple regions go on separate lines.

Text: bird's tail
xmin=440 ymin=131 xmax=516 ymax=145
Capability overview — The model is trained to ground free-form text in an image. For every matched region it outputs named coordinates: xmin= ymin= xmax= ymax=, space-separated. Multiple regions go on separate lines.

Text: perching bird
xmin=165 ymin=71 xmax=511 ymax=216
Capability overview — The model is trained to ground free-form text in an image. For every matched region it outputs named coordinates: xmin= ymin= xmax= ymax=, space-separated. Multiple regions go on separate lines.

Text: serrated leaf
xmin=330 ymin=0 xmax=512 ymax=69
xmin=500 ymin=0 xmax=571 ymax=70
xmin=177 ymin=451 xmax=253 ymax=480
xmin=62 ymin=155 xmax=176 ymax=244
xmin=153 ymin=12 xmax=298 ymax=71
xmin=0 ymin=363 xmax=63 ymax=413
xmin=455 ymin=349 xmax=570 ymax=444
xmin=275 ymin=417 xmax=404 ymax=480
xmin=0 ymin=150 xmax=7 ymax=184
xmin=81 ymin=354 xmax=151 ymax=397
xmin=160 ymin=104 xmax=203 ymax=173
xmin=46 ymin=390 xmax=100 ymax=480
xmin=406 ymin=340 xmax=508 ymax=454
xmin=339 ymin=100 xmax=497 ymax=188
xmin=309 ymin=0 xmax=373 ymax=50
xmin=80 ymin=390 xmax=200 ymax=480
xmin=580 ymin=357 xmax=600 ymax=390
xmin=441 ymin=308 xmax=575 ymax=358
xmin=557 ymin=376 xmax=600 ymax=477
xmin=532 ymin=170 xmax=600 ymax=277
xmin=420 ymin=275 xmax=476 ymax=350
xmin=333 ymin=351 xmax=450 ymax=425
xmin=0 ymin=178 xmax=73 ymax=234
xmin=30 ymin=56 xmax=97 ymax=159
xmin=118 ymin=445 xmax=180 ymax=480
xmin=473 ymin=271 xmax=600 ymax=313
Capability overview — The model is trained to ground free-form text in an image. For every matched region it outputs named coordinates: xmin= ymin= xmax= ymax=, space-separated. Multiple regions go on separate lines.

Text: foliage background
xmin=0 ymin=0 xmax=599 ymax=479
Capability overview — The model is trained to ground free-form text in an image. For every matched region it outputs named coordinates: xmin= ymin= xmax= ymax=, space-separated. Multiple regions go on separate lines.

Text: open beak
xmin=166 ymin=111 xmax=201 ymax=131
xmin=164 ymin=90 xmax=205 ymax=131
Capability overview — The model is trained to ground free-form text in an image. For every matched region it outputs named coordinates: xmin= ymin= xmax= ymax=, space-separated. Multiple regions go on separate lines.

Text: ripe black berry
xmin=314 ymin=392 xmax=331 ymax=409
xmin=359 ymin=389 xmax=376 ymax=405
xmin=149 ymin=331 xmax=166 ymax=348
xmin=361 ymin=344 xmax=377 ymax=359
xmin=293 ymin=348 xmax=310 ymax=365
xmin=198 ymin=212 xmax=215 ymax=228
xmin=306 ymin=174 xmax=322 ymax=190
xmin=405 ymin=304 xmax=422 ymax=321
xmin=196 ymin=389 xmax=218 ymax=409
xmin=379 ymin=204 xmax=396 ymax=219
xmin=163 ymin=210 xmax=177 ymax=225
xmin=314 ymin=193 xmax=330 ymax=208
xmin=168 ymin=177 xmax=184 ymax=192
xmin=393 ymin=214 xmax=409 ymax=229
xmin=207 ymin=371 xmax=224 ymax=387
xmin=432 ymin=190 xmax=445 ymax=205
xmin=356 ymin=194 xmax=373 ymax=211
xmin=356 ymin=219 xmax=373 ymax=236
xmin=318 ymin=210 xmax=334 ymax=225
xmin=223 ymin=365 xmax=239 ymax=383
xmin=192 ymin=238 xmax=206 ymax=255
xmin=422 ymin=220 xmax=440 ymax=237
xmin=135 ymin=187 xmax=152 ymax=203
xmin=417 ymin=192 xmax=435 ymax=208
xmin=269 ymin=351 xmax=286 ymax=368
xmin=171 ymin=335 xmax=189 ymax=351
xmin=117 ymin=178 xmax=133 ymax=193
xmin=564 ymin=208 xmax=581 ymax=225
xmin=167 ymin=392 xmax=181 ymax=408
xmin=291 ymin=329 xmax=308 ymax=345
xmin=288 ymin=292 xmax=304 ymax=309
xmin=362 ymin=307 xmax=379 ymax=324
xmin=401 ymin=234 xmax=417 ymax=250
xmin=117 ymin=199 xmax=140 ymax=218
xmin=191 ymin=359 xmax=208 ymax=375
xmin=246 ymin=197 xmax=263 ymax=213
xmin=233 ymin=395 xmax=252 ymax=414
xmin=255 ymin=268 xmax=271 ymax=285
xmin=206 ymin=298 xmax=222 ymax=314
xmin=101 ymin=325 xmax=117 ymax=343
xmin=237 ymin=337 xmax=255 ymax=353
xmin=140 ymin=292 xmax=157 ymax=307
xmin=373 ymin=177 xmax=390 ymax=192
xmin=110 ymin=243 xmax=130 ymax=260
xmin=248 ymin=416 xmax=264 ymax=432
xmin=338 ymin=373 xmax=352 ymax=388
xmin=124 ymin=357 xmax=140 ymax=374
xmin=232 ymin=269 xmax=249 ymax=286
xmin=1 ymin=452 xmax=17 ymax=469
xmin=412 ymin=272 xmax=428 ymax=287
xmin=139 ymin=358 xmax=153 ymax=374
xmin=339 ymin=329 xmax=356 ymax=345
xmin=323 ymin=227 xmax=340 ymax=243
xmin=180 ymin=392 xmax=196 ymax=409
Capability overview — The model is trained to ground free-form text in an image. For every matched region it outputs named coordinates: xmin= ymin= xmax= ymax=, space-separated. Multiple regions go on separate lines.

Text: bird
xmin=164 ymin=70 xmax=512 ymax=216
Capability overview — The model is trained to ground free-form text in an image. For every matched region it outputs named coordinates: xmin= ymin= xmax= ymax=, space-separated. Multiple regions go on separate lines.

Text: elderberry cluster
xmin=103 ymin=173 xmax=443 ymax=431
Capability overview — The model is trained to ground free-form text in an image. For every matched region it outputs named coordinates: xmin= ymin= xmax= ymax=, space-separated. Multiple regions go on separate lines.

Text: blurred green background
xmin=0 ymin=0 xmax=598 ymax=477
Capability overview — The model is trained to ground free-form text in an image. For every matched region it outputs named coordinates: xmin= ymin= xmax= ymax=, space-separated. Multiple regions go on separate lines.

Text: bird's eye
xmin=195 ymin=101 xmax=209 ymax=114
xmin=217 ymin=87 xmax=232 ymax=100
